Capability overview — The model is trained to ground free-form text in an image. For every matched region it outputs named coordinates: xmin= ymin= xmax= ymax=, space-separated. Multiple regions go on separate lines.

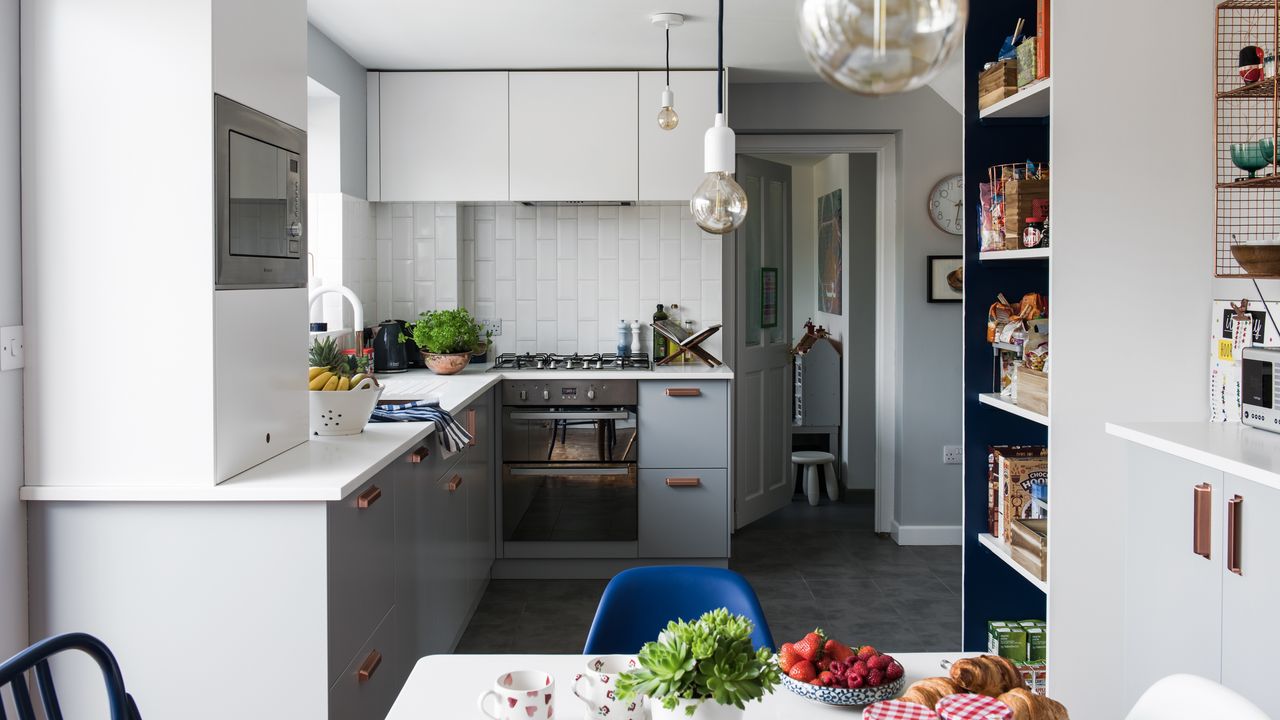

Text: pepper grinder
xmin=616 ymin=320 xmax=630 ymax=357
xmin=630 ymin=320 xmax=643 ymax=357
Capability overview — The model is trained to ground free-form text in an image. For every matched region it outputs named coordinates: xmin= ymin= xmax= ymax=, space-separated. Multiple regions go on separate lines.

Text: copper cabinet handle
xmin=665 ymin=388 xmax=702 ymax=397
xmin=1228 ymin=494 xmax=1243 ymax=576
xmin=467 ymin=408 xmax=477 ymax=447
xmin=446 ymin=475 xmax=463 ymax=492
xmin=666 ymin=477 xmax=702 ymax=487
xmin=356 ymin=484 xmax=382 ymax=509
xmin=1193 ymin=483 xmax=1212 ymax=559
xmin=356 ymin=649 xmax=382 ymax=683
xmin=409 ymin=446 xmax=429 ymax=463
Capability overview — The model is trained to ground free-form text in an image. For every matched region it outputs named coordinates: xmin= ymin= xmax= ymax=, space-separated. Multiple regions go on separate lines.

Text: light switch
xmin=1 ymin=325 xmax=24 ymax=371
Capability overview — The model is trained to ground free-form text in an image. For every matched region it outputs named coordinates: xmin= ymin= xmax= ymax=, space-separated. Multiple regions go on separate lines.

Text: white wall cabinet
xmin=638 ymin=71 xmax=720 ymax=202
xmin=509 ymin=72 xmax=638 ymax=202
xmin=1122 ymin=444 xmax=1280 ymax=717
xmin=373 ymin=72 xmax=510 ymax=202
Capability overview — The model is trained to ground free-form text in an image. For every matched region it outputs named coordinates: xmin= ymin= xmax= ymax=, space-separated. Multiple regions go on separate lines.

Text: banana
xmin=308 ymin=366 xmax=328 ymax=381
xmin=337 ymin=375 xmax=350 ymax=391
xmin=323 ymin=375 xmax=340 ymax=392
xmin=309 ymin=371 xmax=334 ymax=391
xmin=349 ymin=373 xmax=367 ymax=389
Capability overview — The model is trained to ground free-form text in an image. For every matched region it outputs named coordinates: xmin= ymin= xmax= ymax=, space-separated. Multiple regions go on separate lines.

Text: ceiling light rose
xmin=690 ymin=0 xmax=747 ymax=235
xmin=797 ymin=0 xmax=968 ymax=96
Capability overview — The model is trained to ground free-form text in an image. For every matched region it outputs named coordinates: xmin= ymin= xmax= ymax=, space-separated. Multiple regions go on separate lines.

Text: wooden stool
xmin=791 ymin=451 xmax=838 ymax=506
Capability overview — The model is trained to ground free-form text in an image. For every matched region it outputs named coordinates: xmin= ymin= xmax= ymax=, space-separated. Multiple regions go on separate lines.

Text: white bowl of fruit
xmin=308 ymin=337 xmax=383 ymax=436
xmin=777 ymin=630 xmax=905 ymax=706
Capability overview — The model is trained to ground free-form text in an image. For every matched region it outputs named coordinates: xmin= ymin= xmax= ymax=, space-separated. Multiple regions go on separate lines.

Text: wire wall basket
xmin=1217 ymin=0 xmax=1280 ymax=276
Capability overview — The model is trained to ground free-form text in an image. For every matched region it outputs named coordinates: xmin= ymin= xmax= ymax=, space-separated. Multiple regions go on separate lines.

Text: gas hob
xmin=490 ymin=352 xmax=651 ymax=372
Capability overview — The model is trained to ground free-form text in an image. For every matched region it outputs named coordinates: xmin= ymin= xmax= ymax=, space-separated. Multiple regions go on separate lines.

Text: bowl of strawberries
xmin=777 ymin=630 xmax=905 ymax=706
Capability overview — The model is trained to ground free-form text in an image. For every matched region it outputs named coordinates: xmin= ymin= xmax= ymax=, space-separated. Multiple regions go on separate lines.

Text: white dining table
xmin=385 ymin=652 xmax=974 ymax=719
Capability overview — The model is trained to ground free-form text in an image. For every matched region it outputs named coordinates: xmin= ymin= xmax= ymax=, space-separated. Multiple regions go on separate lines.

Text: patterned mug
xmin=478 ymin=670 xmax=556 ymax=720
xmin=572 ymin=655 xmax=645 ymax=720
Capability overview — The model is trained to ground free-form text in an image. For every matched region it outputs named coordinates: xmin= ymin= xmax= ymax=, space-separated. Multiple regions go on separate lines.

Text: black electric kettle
xmin=372 ymin=320 xmax=408 ymax=373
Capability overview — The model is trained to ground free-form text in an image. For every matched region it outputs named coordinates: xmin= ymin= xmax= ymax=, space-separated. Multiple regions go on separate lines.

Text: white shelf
xmin=979 ymin=79 xmax=1051 ymax=119
xmin=979 ymin=393 xmax=1050 ymax=426
xmin=978 ymin=533 xmax=1048 ymax=593
xmin=979 ymin=247 xmax=1051 ymax=261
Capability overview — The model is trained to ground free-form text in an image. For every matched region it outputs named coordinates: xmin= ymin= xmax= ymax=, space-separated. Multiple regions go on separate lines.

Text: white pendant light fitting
xmin=652 ymin=13 xmax=684 ymax=131
xmin=690 ymin=0 xmax=747 ymax=235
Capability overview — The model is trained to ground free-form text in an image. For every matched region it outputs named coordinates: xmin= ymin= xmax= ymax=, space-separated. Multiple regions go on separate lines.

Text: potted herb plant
xmin=409 ymin=307 xmax=485 ymax=375
xmin=615 ymin=608 xmax=780 ymax=719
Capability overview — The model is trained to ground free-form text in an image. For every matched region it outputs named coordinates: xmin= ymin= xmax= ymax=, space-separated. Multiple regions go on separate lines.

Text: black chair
xmin=0 ymin=632 xmax=141 ymax=720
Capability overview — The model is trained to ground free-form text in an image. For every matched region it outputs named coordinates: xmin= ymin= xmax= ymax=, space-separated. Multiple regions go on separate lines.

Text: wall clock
xmin=928 ymin=174 xmax=964 ymax=236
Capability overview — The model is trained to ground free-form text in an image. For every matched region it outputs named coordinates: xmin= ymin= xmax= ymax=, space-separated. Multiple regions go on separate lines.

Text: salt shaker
xmin=630 ymin=321 xmax=643 ymax=356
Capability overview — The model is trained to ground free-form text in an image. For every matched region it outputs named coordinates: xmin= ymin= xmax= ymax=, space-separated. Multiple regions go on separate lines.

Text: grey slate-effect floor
xmin=455 ymin=493 xmax=961 ymax=654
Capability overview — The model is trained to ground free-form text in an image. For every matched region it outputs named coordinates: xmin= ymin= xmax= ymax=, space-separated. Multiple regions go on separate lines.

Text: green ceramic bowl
xmin=1231 ymin=139 xmax=1275 ymax=178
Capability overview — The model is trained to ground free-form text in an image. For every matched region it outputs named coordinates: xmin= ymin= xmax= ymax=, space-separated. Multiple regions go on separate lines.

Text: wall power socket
xmin=481 ymin=318 xmax=503 ymax=337
xmin=943 ymin=445 xmax=963 ymax=465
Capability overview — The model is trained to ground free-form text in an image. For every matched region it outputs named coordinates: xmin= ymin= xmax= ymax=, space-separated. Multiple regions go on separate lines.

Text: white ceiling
xmin=306 ymin=0 xmax=962 ymax=102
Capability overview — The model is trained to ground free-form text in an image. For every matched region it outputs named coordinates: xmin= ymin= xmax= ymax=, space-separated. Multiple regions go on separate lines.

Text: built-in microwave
xmin=214 ymin=94 xmax=307 ymax=289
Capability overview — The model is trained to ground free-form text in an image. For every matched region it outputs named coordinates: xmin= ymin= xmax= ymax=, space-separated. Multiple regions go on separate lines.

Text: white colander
xmin=309 ymin=378 xmax=383 ymax=436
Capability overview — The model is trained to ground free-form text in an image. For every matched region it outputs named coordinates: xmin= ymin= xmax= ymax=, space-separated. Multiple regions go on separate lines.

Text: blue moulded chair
xmin=583 ymin=566 xmax=775 ymax=655
xmin=0 ymin=632 xmax=142 ymax=720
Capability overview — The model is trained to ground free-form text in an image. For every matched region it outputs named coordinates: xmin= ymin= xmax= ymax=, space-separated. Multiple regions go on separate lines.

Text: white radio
xmin=1242 ymin=346 xmax=1280 ymax=432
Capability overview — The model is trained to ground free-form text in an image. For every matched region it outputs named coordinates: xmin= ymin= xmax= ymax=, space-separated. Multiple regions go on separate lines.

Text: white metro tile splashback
xmin=374 ymin=202 xmax=723 ymax=358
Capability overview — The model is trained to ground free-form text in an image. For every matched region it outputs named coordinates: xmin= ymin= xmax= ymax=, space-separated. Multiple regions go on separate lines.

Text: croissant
xmin=950 ymin=655 xmax=1025 ymax=697
xmin=900 ymin=676 xmax=964 ymax=709
xmin=997 ymin=687 xmax=1070 ymax=720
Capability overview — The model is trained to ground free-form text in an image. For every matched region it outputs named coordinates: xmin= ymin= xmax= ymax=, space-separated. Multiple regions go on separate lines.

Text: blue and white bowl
xmin=779 ymin=672 xmax=905 ymax=706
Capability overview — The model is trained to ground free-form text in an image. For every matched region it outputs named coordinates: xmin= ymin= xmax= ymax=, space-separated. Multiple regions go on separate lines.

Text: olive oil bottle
xmin=652 ymin=304 xmax=669 ymax=361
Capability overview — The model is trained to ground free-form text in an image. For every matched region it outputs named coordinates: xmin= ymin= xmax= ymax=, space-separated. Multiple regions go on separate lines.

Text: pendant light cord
xmin=717 ymin=0 xmax=724 ymax=114
xmin=665 ymin=26 xmax=671 ymax=86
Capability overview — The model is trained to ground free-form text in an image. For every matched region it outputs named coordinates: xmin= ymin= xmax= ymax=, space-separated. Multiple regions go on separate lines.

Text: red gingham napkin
xmin=936 ymin=693 xmax=1014 ymax=720
xmin=863 ymin=700 xmax=941 ymax=720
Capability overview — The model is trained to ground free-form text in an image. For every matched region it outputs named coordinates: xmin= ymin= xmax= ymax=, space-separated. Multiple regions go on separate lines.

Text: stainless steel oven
xmin=215 ymin=94 xmax=307 ymax=289
xmin=500 ymin=379 xmax=639 ymax=558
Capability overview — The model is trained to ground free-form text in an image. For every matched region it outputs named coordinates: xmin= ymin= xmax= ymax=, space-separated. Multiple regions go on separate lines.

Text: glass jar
xmin=1022 ymin=217 xmax=1048 ymax=249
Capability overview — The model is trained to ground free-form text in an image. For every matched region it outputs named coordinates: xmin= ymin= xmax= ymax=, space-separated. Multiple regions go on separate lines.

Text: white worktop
xmin=1106 ymin=421 xmax=1280 ymax=492
xmin=20 ymin=363 xmax=732 ymax=503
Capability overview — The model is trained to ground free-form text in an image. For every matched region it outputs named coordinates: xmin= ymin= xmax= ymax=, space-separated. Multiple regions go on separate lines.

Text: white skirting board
xmin=891 ymin=521 xmax=962 ymax=546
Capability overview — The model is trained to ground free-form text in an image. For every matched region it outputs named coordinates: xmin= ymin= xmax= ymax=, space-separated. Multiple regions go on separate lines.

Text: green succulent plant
xmin=615 ymin=608 xmax=780 ymax=715
xmin=409 ymin=307 xmax=484 ymax=355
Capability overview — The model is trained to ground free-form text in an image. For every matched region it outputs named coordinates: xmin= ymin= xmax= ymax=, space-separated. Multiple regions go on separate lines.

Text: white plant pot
xmin=650 ymin=699 xmax=745 ymax=720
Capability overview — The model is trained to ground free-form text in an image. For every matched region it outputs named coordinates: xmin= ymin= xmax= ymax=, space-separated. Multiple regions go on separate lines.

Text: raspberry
xmin=847 ymin=673 xmax=865 ymax=689
xmin=868 ymin=669 xmax=885 ymax=687
xmin=885 ymin=660 xmax=904 ymax=681
xmin=868 ymin=654 xmax=893 ymax=671
xmin=829 ymin=661 xmax=846 ymax=676
xmin=851 ymin=660 xmax=870 ymax=678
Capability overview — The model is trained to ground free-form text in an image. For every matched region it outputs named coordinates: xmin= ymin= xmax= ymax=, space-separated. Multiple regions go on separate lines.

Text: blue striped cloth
xmin=369 ymin=400 xmax=473 ymax=455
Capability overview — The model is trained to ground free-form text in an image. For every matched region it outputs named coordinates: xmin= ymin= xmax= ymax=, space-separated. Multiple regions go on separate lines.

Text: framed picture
xmin=761 ymin=267 xmax=778 ymax=328
xmin=927 ymin=255 xmax=963 ymax=303
xmin=817 ymin=189 xmax=843 ymax=315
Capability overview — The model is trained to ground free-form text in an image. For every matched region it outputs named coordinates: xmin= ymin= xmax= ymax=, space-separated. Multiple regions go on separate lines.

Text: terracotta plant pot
xmin=423 ymin=351 xmax=471 ymax=375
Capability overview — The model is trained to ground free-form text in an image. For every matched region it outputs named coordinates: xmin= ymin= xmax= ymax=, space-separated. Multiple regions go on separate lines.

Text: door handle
xmin=1227 ymin=494 xmax=1243 ymax=576
xmin=1193 ymin=483 xmax=1212 ymax=559
xmin=467 ymin=408 xmax=477 ymax=447
xmin=666 ymin=477 xmax=702 ymax=487
xmin=446 ymin=474 xmax=463 ymax=492
xmin=409 ymin=446 xmax=429 ymax=463
xmin=664 ymin=388 xmax=701 ymax=397
xmin=356 ymin=484 xmax=382 ymax=509
xmin=357 ymin=649 xmax=382 ymax=683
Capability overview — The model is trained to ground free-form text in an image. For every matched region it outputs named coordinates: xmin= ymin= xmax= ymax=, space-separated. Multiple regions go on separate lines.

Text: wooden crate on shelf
xmin=979 ymin=60 xmax=1019 ymax=109
xmin=1005 ymin=178 xmax=1050 ymax=247
xmin=1017 ymin=367 xmax=1049 ymax=416
xmin=1011 ymin=519 xmax=1048 ymax=581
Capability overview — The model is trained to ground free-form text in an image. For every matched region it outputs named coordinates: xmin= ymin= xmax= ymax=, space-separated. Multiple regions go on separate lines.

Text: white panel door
xmin=638 ymin=71 xmax=719 ymax=201
xmin=509 ymin=72 xmax=638 ymax=201
xmin=1122 ymin=446 xmax=1223 ymax=709
xmin=1221 ymin=474 xmax=1280 ymax=717
xmin=379 ymin=72 xmax=509 ymax=201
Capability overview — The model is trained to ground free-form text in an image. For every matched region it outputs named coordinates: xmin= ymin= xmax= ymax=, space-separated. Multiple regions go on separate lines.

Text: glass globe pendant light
xmin=653 ymin=14 xmax=683 ymax=131
xmin=797 ymin=0 xmax=968 ymax=96
xmin=690 ymin=0 xmax=747 ymax=235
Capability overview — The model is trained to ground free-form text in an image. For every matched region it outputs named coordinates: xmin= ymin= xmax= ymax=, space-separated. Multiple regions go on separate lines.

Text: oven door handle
xmin=508 ymin=411 xmax=631 ymax=421
xmin=505 ymin=466 xmax=635 ymax=477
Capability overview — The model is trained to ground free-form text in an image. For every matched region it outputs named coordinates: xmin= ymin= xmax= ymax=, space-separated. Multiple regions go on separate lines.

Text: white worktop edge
xmin=20 ymin=365 xmax=731 ymax=503
xmin=1106 ymin=421 xmax=1280 ymax=492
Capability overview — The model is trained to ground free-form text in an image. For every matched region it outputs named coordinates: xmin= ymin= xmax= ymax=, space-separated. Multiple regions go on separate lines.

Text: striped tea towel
xmin=369 ymin=400 xmax=473 ymax=456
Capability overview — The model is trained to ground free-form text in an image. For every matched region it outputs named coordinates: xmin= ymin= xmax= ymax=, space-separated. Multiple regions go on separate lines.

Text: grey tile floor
xmin=455 ymin=493 xmax=961 ymax=654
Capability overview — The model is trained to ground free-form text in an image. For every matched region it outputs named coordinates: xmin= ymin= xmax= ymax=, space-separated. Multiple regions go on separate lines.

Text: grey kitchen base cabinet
xmin=638 ymin=380 xmax=729 ymax=469
xmin=639 ymin=468 xmax=729 ymax=558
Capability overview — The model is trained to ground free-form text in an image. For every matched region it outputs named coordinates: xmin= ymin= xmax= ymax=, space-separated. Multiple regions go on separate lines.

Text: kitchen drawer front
xmin=639 ymin=469 xmax=729 ymax=558
xmin=638 ymin=381 xmax=729 ymax=468
xmin=327 ymin=473 xmax=395 ymax=684
xmin=329 ymin=607 xmax=400 ymax=720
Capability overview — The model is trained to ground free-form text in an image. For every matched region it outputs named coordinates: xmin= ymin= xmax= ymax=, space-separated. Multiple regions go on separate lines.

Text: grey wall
xmin=0 ymin=0 xmax=26 ymax=659
xmin=307 ymin=23 xmax=367 ymax=199
xmin=730 ymin=82 xmax=963 ymax=531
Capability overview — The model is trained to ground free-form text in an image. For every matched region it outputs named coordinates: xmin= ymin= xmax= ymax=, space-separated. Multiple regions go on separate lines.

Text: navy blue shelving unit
xmin=961 ymin=0 xmax=1051 ymax=651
